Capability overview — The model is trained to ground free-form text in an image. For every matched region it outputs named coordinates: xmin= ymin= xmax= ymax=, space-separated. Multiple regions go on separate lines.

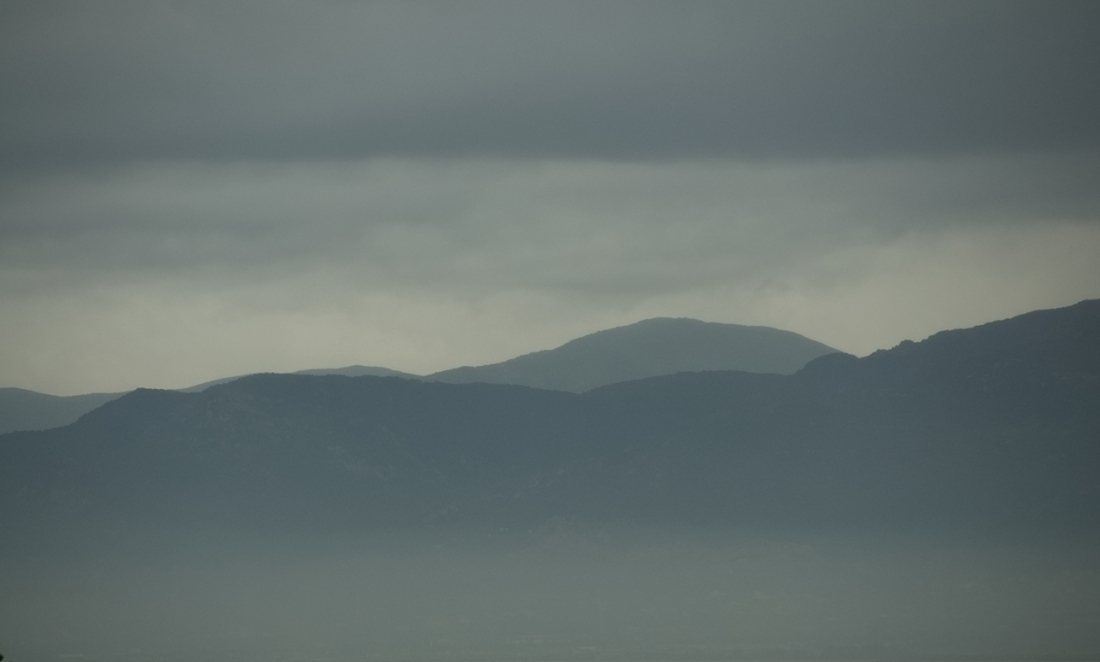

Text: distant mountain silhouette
xmin=0 ymin=366 xmax=419 ymax=433
xmin=428 ymin=318 xmax=837 ymax=392
xmin=0 ymin=320 xmax=832 ymax=432
xmin=178 ymin=364 xmax=419 ymax=392
xmin=2 ymin=299 xmax=1097 ymax=547
xmin=291 ymin=365 xmax=417 ymax=378
xmin=0 ymin=387 xmax=124 ymax=434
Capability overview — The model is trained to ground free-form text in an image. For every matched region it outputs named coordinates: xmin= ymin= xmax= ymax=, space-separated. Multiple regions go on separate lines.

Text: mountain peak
xmin=429 ymin=318 xmax=836 ymax=392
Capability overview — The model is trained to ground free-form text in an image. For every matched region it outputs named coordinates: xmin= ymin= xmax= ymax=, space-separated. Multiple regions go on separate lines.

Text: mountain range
xmin=3 ymin=299 xmax=1097 ymax=543
xmin=3 ymin=300 xmax=1100 ymax=661
xmin=0 ymin=387 xmax=124 ymax=435
xmin=0 ymin=318 xmax=835 ymax=434
xmin=427 ymin=317 xmax=836 ymax=391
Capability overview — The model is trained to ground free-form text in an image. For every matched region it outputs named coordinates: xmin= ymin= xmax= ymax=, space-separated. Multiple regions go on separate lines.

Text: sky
xmin=1 ymin=0 xmax=1099 ymax=395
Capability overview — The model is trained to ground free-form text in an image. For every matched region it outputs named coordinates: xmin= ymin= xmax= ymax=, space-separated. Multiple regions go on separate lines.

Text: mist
xmin=4 ymin=525 xmax=1099 ymax=662
xmin=3 ymin=3 xmax=1099 ymax=660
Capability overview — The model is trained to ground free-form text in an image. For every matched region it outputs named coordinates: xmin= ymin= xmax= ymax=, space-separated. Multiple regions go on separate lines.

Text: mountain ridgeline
xmin=0 ymin=319 xmax=832 ymax=435
xmin=0 ymin=388 xmax=124 ymax=435
xmin=427 ymin=317 xmax=837 ymax=391
xmin=2 ymin=300 xmax=1098 ymax=540
xmin=4 ymin=301 xmax=1100 ymax=662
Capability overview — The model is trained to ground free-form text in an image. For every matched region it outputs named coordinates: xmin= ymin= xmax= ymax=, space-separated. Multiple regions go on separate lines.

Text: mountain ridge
xmin=0 ymin=317 xmax=835 ymax=433
xmin=3 ymin=300 xmax=1099 ymax=661
xmin=427 ymin=317 xmax=837 ymax=392
xmin=3 ymin=299 xmax=1097 ymax=541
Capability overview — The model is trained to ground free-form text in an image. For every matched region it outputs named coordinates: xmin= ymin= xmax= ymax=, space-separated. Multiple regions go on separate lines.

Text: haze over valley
xmin=2 ymin=1 xmax=1099 ymax=661
xmin=3 ymin=300 xmax=1100 ymax=660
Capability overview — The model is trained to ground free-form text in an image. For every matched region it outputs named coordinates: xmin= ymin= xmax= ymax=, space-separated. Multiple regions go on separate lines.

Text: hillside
xmin=2 ymin=300 xmax=1097 ymax=540
xmin=0 ymin=365 xmax=419 ymax=434
xmin=428 ymin=317 xmax=837 ymax=391
xmin=0 ymin=319 xmax=831 ymax=433
xmin=0 ymin=387 xmax=124 ymax=434
xmin=178 ymin=364 xmax=419 ymax=392
xmin=3 ymin=300 xmax=1099 ymax=662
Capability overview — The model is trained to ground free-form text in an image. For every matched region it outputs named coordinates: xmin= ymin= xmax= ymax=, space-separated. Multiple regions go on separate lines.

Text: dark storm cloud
xmin=2 ymin=0 xmax=1099 ymax=169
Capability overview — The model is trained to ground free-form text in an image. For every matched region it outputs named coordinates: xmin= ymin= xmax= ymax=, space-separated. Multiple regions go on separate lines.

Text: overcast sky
xmin=2 ymin=0 xmax=1099 ymax=394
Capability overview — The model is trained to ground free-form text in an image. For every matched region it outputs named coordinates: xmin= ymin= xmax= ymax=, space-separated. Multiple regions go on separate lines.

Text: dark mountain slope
xmin=2 ymin=300 xmax=1098 ymax=550
xmin=428 ymin=317 xmax=836 ymax=392
xmin=0 ymin=375 xmax=590 ymax=538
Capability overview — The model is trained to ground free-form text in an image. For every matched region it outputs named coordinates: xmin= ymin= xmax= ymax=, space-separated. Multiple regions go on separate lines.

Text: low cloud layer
xmin=1 ymin=2 xmax=1098 ymax=393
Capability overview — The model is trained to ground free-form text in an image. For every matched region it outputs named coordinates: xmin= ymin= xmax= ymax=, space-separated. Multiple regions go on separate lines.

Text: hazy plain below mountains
xmin=0 ymin=318 xmax=835 ymax=434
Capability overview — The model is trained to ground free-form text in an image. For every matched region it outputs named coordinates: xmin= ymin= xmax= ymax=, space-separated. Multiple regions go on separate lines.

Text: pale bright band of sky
xmin=3 ymin=156 xmax=1098 ymax=395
